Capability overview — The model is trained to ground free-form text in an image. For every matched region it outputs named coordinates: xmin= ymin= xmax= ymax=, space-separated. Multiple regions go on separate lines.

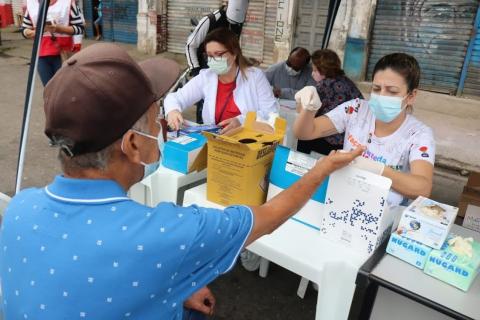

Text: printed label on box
xmin=285 ymin=151 xmax=317 ymax=177
xmin=172 ymin=135 xmax=196 ymax=145
xmin=386 ymin=232 xmax=432 ymax=269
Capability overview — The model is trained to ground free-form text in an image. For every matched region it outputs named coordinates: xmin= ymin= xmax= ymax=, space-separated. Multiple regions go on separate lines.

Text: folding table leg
xmin=297 ymin=277 xmax=310 ymax=299
xmin=258 ymin=258 xmax=270 ymax=278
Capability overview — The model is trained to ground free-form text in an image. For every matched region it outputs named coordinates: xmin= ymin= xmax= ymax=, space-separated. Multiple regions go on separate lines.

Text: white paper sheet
xmin=321 ymin=166 xmax=393 ymax=255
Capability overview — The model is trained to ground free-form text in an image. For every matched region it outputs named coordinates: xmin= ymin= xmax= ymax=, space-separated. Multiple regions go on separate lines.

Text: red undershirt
xmin=215 ymin=79 xmax=241 ymax=124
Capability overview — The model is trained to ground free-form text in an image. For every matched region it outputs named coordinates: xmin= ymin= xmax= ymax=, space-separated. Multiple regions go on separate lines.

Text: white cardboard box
xmin=397 ymin=196 xmax=458 ymax=249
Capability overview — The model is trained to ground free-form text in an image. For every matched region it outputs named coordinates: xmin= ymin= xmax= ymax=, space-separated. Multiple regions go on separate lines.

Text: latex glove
xmin=350 ymin=155 xmax=385 ymax=175
xmin=184 ymin=286 xmax=216 ymax=316
xmin=448 ymin=236 xmax=474 ymax=258
xmin=294 ymin=86 xmax=322 ymax=112
xmin=166 ymin=110 xmax=184 ymax=131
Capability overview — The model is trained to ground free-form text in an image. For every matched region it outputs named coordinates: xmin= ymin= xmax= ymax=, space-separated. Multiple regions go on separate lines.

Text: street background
xmin=1 ymin=27 xmax=480 ymax=319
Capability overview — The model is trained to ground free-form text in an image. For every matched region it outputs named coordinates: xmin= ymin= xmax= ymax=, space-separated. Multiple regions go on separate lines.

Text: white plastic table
xmin=278 ymin=99 xmax=298 ymax=150
xmin=183 ymin=183 xmax=369 ymax=320
xmin=129 ymin=164 xmax=206 ymax=206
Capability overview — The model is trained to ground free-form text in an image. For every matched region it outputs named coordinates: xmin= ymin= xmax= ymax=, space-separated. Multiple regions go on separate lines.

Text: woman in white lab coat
xmin=164 ymin=28 xmax=278 ymax=134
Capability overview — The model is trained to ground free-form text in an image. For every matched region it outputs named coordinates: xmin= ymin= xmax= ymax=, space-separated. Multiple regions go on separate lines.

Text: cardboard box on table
xmin=204 ymin=112 xmax=287 ymax=206
xmin=424 ymin=234 xmax=480 ymax=292
xmin=458 ymin=172 xmax=480 ymax=232
xmin=320 ymin=166 xmax=393 ymax=256
xmin=386 ymin=232 xmax=433 ymax=269
xmin=267 ymin=145 xmax=328 ymax=230
xmin=162 ymin=133 xmax=207 ymax=174
xmin=397 ymin=197 xmax=458 ymax=250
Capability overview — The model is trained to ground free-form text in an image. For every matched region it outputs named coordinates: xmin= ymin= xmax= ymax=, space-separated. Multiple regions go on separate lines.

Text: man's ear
xmin=120 ymin=131 xmax=142 ymax=164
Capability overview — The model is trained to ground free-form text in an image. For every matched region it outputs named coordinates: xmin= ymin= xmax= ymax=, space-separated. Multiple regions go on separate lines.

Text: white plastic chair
xmin=129 ymin=165 xmax=207 ymax=207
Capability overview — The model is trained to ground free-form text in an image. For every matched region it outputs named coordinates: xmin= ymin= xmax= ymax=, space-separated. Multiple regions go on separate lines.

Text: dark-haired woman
xmin=297 ymin=49 xmax=363 ymax=155
xmin=294 ymin=53 xmax=435 ymax=207
xmin=165 ymin=28 xmax=278 ymax=134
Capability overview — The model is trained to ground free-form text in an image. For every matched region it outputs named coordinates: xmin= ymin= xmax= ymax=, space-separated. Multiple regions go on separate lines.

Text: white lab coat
xmin=164 ymin=67 xmax=279 ymax=124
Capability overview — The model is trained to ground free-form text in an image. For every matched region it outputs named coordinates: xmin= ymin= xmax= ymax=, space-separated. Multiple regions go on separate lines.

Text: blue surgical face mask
xmin=208 ymin=56 xmax=231 ymax=75
xmin=368 ymin=93 xmax=406 ymax=123
xmin=134 ymin=130 xmax=164 ymax=180
xmin=122 ymin=126 xmax=165 ymax=181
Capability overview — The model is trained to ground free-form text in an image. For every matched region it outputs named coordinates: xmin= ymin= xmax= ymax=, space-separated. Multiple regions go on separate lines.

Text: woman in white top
xmin=164 ymin=28 xmax=278 ymax=134
xmin=293 ymin=53 xmax=435 ymax=206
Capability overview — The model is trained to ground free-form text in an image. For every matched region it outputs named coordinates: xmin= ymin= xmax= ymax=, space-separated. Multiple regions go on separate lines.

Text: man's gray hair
xmin=58 ymin=111 xmax=150 ymax=171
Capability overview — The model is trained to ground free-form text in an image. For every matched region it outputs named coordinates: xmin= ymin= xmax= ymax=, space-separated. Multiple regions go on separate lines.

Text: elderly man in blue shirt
xmin=0 ymin=43 xmax=363 ymax=320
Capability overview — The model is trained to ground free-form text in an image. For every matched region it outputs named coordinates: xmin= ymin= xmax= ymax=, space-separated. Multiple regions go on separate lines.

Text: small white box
xmin=397 ymin=196 xmax=458 ymax=249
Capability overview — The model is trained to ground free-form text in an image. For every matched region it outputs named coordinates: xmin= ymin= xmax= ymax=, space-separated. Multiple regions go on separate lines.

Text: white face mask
xmin=285 ymin=63 xmax=301 ymax=76
xmin=208 ymin=56 xmax=231 ymax=75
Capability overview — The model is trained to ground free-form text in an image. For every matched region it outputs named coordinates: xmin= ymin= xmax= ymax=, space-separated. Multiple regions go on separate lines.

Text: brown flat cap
xmin=44 ymin=43 xmax=180 ymax=156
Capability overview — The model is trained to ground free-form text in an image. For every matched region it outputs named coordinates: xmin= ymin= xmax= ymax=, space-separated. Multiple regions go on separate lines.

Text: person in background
xmin=264 ymin=47 xmax=316 ymax=100
xmin=0 ymin=43 xmax=363 ymax=320
xmin=22 ymin=0 xmax=85 ymax=86
xmin=71 ymin=0 xmax=84 ymax=54
xmin=94 ymin=0 xmax=102 ymax=40
xmin=185 ymin=0 xmax=249 ymax=123
xmin=294 ymin=53 xmax=435 ymax=207
xmin=296 ymin=49 xmax=363 ymax=155
xmin=166 ymin=28 xmax=278 ymax=135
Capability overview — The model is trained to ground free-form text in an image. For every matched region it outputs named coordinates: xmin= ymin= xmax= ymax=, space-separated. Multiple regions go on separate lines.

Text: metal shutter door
xmin=239 ymin=0 xmax=266 ymax=63
xmin=463 ymin=8 xmax=480 ymax=97
xmin=83 ymin=0 xmax=94 ymax=39
xmin=293 ymin=0 xmax=329 ymax=54
xmin=167 ymin=0 xmax=222 ymax=54
xmin=102 ymin=0 xmax=114 ymax=41
xmin=367 ymin=0 xmax=478 ymax=94
xmin=262 ymin=0 xmax=277 ymax=66
xmin=112 ymin=0 xmax=137 ymax=44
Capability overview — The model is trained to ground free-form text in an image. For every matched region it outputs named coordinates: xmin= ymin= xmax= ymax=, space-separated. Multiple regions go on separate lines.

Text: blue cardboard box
xmin=162 ymin=133 xmax=207 ymax=174
xmin=268 ymin=146 xmax=329 ymax=230
xmin=386 ymin=232 xmax=433 ymax=269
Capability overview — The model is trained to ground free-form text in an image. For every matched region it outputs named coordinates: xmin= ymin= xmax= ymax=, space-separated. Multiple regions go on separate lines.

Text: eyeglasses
xmin=205 ymin=51 xmax=229 ymax=62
